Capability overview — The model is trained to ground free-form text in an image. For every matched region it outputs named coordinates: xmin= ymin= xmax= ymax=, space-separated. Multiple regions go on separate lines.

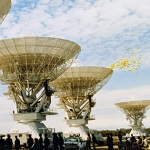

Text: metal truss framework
xmin=0 ymin=37 xmax=81 ymax=120
xmin=50 ymin=67 xmax=113 ymax=123
xmin=115 ymin=100 xmax=150 ymax=128
xmin=0 ymin=0 xmax=11 ymax=24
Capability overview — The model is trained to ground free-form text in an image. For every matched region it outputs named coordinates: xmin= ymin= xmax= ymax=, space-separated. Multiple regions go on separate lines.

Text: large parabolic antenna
xmin=115 ymin=100 xmax=150 ymax=136
xmin=50 ymin=66 xmax=113 ymax=140
xmin=0 ymin=37 xmax=81 ymax=137
xmin=0 ymin=0 xmax=11 ymax=24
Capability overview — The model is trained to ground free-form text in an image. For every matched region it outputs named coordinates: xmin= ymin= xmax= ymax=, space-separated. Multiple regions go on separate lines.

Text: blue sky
xmin=0 ymin=0 xmax=150 ymax=133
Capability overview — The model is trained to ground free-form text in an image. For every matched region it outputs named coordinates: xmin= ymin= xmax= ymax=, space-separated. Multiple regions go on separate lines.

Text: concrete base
xmin=126 ymin=126 xmax=148 ymax=137
xmin=13 ymin=113 xmax=46 ymax=122
xmin=63 ymin=125 xmax=90 ymax=140
xmin=7 ymin=121 xmax=53 ymax=139
xmin=66 ymin=119 xmax=88 ymax=126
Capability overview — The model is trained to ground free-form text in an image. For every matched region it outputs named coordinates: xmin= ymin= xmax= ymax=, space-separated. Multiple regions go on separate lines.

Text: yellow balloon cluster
xmin=109 ymin=48 xmax=141 ymax=72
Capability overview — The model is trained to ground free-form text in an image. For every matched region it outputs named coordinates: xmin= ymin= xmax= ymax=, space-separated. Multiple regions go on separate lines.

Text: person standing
xmin=109 ymin=133 xmax=114 ymax=150
xmin=91 ymin=134 xmax=96 ymax=150
xmin=106 ymin=133 xmax=111 ymax=150
xmin=125 ymin=137 xmax=131 ymax=150
xmin=58 ymin=133 xmax=64 ymax=150
xmin=137 ymin=136 xmax=142 ymax=150
xmin=15 ymin=136 xmax=20 ymax=150
xmin=118 ymin=131 xmax=122 ymax=150
xmin=143 ymin=136 xmax=148 ymax=148
xmin=86 ymin=133 xmax=91 ymax=150
xmin=30 ymin=138 xmax=40 ymax=150
xmin=53 ymin=133 xmax=59 ymax=150
xmin=44 ymin=133 xmax=50 ymax=150
xmin=130 ymin=134 xmax=137 ymax=149
xmin=27 ymin=134 xmax=34 ymax=150
xmin=6 ymin=134 xmax=13 ymax=150
xmin=38 ymin=133 xmax=43 ymax=150
xmin=130 ymin=134 xmax=136 ymax=144
xmin=0 ymin=135 xmax=5 ymax=150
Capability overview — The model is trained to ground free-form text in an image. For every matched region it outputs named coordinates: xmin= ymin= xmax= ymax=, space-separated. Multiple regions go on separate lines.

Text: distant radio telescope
xmin=115 ymin=100 xmax=150 ymax=136
xmin=0 ymin=37 xmax=81 ymax=137
xmin=0 ymin=0 xmax=11 ymax=24
xmin=50 ymin=66 xmax=113 ymax=140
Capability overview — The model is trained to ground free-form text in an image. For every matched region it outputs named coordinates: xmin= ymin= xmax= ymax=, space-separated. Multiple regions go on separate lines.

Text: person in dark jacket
xmin=27 ymin=134 xmax=34 ymax=149
xmin=15 ymin=136 xmax=20 ymax=150
xmin=53 ymin=133 xmax=59 ymax=150
xmin=30 ymin=138 xmax=40 ymax=150
xmin=91 ymin=134 xmax=96 ymax=150
xmin=86 ymin=133 xmax=91 ymax=150
xmin=130 ymin=134 xmax=136 ymax=143
xmin=6 ymin=134 xmax=13 ymax=150
xmin=107 ymin=133 xmax=114 ymax=150
xmin=109 ymin=133 xmax=114 ymax=150
xmin=107 ymin=133 xmax=111 ymax=150
xmin=0 ymin=135 xmax=5 ymax=150
xmin=58 ymin=133 xmax=64 ymax=150
xmin=117 ymin=131 xmax=122 ymax=150
xmin=44 ymin=133 xmax=50 ymax=150
xmin=38 ymin=133 xmax=43 ymax=150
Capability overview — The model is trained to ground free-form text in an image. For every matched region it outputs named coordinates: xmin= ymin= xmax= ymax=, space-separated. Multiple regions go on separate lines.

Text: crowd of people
xmin=124 ymin=134 xmax=148 ymax=150
xmin=0 ymin=132 xmax=64 ymax=150
xmin=1 ymin=131 xmax=149 ymax=150
xmin=106 ymin=132 xmax=149 ymax=150
xmin=0 ymin=132 xmax=97 ymax=150
xmin=28 ymin=132 xmax=64 ymax=150
xmin=0 ymin=134 xmax=14 ymax=150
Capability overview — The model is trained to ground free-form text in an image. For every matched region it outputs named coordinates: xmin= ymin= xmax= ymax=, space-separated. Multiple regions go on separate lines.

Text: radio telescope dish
xmin=115 ymin=100 xmax=150 ymax=136
xmin=0 ymin=37 xmax=81 ymax=137
xmin=0 ymin=0 xmax=11 ymax=24
xmin=0 ymin=37 xmax=80 ymax=83
xmin=50 ymin=66 xmax=113 ymax=140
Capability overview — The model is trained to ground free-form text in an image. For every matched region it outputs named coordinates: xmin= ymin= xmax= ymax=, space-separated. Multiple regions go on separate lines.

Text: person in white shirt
xmin=143 ymin=136 xmax=148 ymax=148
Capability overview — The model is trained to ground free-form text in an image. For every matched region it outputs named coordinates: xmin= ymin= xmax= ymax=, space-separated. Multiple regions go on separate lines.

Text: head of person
xmin=34 ymin=138 xmax=39 ymax=143
xmin=7 ymin=134 xmax=10 ymax=138
xmin=53 ymin=133 xmax=57 ymax=137
xmin=107 ymin=133 xmax=109 ymax=136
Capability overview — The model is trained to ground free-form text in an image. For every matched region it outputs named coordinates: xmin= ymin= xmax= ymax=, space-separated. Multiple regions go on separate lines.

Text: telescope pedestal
xmin=8 ymin=121 xmax=49 ymax=138
xmin=63 ymin=119 xmax=89 ymax=140
xmin=129 ymin=125 xmax=148 ymax=136
xmin=7 ymin=113 xmax=55 ymax=138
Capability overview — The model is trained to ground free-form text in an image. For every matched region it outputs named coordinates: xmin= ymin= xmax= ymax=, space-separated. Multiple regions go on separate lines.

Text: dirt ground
xmin=93 ymin=145 xmax=118 ymax=150
xmin=94 ymin=145 xmax=150 ymax=150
